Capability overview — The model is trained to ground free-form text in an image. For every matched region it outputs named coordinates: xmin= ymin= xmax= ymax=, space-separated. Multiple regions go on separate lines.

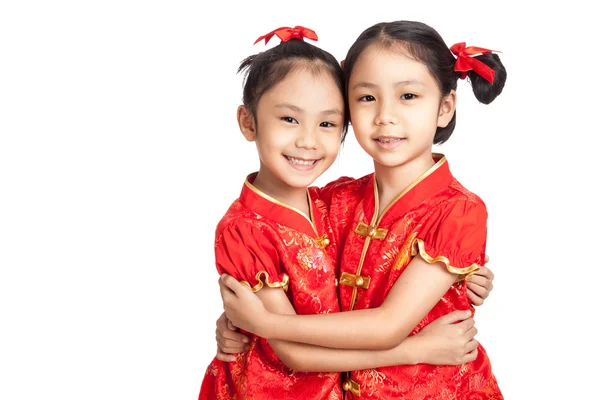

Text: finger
xmin=221 ymin=274 xmax=250 ymax=296
xmin=227 ymin=319 xmax=237 ymax=331
xmin=465 ymin=339 xmax=479 ymax=353
xmin=467 ymin=274 xmax=493 ymax=291
xmin=477 ymin=264 xmax=495 ymax=281
xmin=465 ymin=325 xmax=478 ymax=341
xmin=217 ymin=334 xmax=247 ymax=353
xmin=221 ymin=327 xmax=250 ymax=343
xmin=456 ymin=317 xmax=475 ymax=332
xmin=219 ymin=277 xmax=237 ymax=302
xmin=473 ymin=265 xmax=491 ymax=279
xmin=439 ymin=309 xmax=472 ymax=324
xmin=463 ymin=347 xmax=478 ymax=363
xmin=484 ymin=254 xmax=490 ymax=264
xmin=471 ymin=266 xmax=494 ymax=282
xmin=216 ymin=349 xmax=237 ymax=362
xmin=216 ymin=313 xmax=229 ymax=332
xmin=467 ymin=280 xmax=491 ymax=299
xmin=217 ymin=339 xmax=248 ymax=354
xmin=467 ymin=289 xmax=484 ymax=306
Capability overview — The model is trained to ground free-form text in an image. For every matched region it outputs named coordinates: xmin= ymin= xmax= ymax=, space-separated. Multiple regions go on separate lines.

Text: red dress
xmin=198 ymin=173 xmax=343 ymax=400
xmin=324 ymin=154 xmax=503 ymax=399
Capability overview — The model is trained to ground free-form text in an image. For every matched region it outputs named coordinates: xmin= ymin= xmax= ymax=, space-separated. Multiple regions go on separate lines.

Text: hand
xmin=215 ymin=312 xmax=250 ymax=362
xmin=219 ymin=274 xmax=271 ymax=337
xmin=467 ymin=254 xmax=495 ymax=306
xmin=409 ymin=310 xmax=478 ymax=365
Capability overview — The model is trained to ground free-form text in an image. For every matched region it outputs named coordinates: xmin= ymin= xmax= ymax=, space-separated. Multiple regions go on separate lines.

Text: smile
xmin=284 ymin=155 xmax=320 ymax=170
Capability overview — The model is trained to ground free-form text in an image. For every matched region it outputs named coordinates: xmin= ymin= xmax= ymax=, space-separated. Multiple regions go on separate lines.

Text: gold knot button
xmin=323 ymin=238 xmax=330 ymax=246
xmin=343 ymin=380 xmax=351 ymax=392
xmin=355 ymin=222 xmax=388 ymax=240
xmin=342 ymin=378 xmax=361 ymax=396
xmin=355 ymin=276 xmax=364 ymax=287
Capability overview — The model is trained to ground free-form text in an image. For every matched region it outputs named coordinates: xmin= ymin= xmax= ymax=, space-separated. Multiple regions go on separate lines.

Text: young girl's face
xmin=244 ymin=67 xmax=344 ymax=189
xmin=348 ymin=44 xmax=455 ymax=168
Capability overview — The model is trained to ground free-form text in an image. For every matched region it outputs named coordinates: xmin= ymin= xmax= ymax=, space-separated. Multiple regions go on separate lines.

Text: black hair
xmin=342 ymin=21 xmax=507 ymax=144
xmin=239 ymin=39 xmax=349 ymax=141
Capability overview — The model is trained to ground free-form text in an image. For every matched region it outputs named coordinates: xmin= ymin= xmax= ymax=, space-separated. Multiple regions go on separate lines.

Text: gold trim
xmin=244 ymin=177 xmax=318 ymax=236
xmin=240 ymin=271 xmax=290 ymax=292
xmin=376 ymin=154 xmax=447 ymax=220
xmin=342 ymin=378 xmax=361 ymax=396
xmin=340 ymin=272 xmax=370 ymax=289
xmin=354 ymin=222 xmax=388 ymax=240
xmin=411 ymin=238 xmax=480 ymax=277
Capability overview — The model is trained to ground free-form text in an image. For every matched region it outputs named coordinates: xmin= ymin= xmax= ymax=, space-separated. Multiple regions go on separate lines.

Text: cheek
xmin=349 ymin=108 xmax=372 ymax=133
xmin=322 ymin=133 xmax=342 ymax=156
xmin=406 ymin=105 xmax=439 ymax=131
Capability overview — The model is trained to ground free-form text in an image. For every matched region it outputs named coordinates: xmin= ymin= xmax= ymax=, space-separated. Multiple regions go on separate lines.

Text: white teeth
xmin=286 ymin=156 xmax=317 ymax=166
xmin=377 ymin=137 xmax=403 ymax=143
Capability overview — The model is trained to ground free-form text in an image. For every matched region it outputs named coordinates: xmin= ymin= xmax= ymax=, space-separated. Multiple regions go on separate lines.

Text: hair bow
xmin=254 ymin=26 xmax=318 ymax=45
xmin=450 ymin=42 xmax=499 ymax=84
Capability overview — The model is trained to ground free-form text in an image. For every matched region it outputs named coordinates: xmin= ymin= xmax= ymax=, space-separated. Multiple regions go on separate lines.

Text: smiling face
xmin=347 ymin=44 xmax=455 ymax=170
xmin=238 ymin=64 xmax=344 ymax=193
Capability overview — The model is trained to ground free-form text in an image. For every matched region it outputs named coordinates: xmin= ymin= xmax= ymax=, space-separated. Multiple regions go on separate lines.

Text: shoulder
xmin=428 ymin=179 xmax=487 ymax=218
xmin=215 ymin=201 xmax=277 ymax=242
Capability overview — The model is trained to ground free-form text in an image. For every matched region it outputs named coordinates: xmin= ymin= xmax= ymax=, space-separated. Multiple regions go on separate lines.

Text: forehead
xmin=349 ymin=44 xmax=435 ymax=87
xmin=262 ymin=67 xmax=343 ymax=105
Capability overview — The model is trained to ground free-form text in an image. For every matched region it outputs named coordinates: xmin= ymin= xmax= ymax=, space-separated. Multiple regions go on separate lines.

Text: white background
xmin=1 ymin=1 xmax=598 ymax=399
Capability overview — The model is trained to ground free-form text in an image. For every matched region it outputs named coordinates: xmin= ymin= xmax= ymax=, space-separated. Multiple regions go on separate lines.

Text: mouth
xmin=374 ymin=136 xmax=406 ymax=149
xmin=283 ymin=155 xmax=321 ymax=170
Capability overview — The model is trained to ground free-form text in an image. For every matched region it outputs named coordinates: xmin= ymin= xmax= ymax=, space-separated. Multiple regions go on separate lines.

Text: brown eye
xmin=281 ymin=117 xmax=298 ymax=124
xmin=359 ymin=95 xmax=375 ymax=102
xmin=400 ymin=93 xmax=417 ymax=100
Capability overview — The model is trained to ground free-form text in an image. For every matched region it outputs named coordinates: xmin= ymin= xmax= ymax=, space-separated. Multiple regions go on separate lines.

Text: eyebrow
xmin=351 ymin=80 xmax=424 ymax=90
xmin=276 ymin=103 xmax=343 ymax=117
xmin=275 ymin=103 xmax=303 ymax=112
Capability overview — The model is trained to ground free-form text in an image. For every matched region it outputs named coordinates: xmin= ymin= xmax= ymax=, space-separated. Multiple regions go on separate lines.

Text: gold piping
xmin=411 ymin=238 xmax=480 ymax=277
xmin=240 ymin=271 xmax=290 ymax=292
xmin=244 ymin=178 xmax=318 ymax=236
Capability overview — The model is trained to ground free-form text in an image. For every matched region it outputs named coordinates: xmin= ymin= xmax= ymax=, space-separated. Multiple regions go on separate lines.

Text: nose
xmin=295 ymin=126 xmax=318 ymax=150
xmin=374 ymin=100 xmax=398 ymax=126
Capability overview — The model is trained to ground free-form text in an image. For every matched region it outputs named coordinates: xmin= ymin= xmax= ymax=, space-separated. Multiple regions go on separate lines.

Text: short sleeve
xmin=215 ymin=221 xmax=289 ymax=292
xmin=411 ymin=200 xmax=487 ymax=279
xmin=314 ymin=176 xmax=355 ymax=207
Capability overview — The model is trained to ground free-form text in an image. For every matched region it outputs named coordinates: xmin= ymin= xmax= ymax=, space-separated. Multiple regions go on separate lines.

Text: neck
xmin=373 ymin=152 xmax=435 ymax=218
xmin=252 ymin=165 xmax=310 ymax=217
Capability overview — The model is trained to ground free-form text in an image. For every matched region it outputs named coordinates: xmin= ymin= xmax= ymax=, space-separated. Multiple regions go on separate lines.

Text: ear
xmin=437 ymin=90 xmax=457 ymax=128
xmin=237 ymin=105 xmax=257 ymax=142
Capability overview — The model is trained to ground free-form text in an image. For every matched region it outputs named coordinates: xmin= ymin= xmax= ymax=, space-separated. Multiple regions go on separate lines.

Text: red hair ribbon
xmin=254 ymin=26 xmax=318 ymax=45
xmin=450 ymin=42 xmax=498 ymax=84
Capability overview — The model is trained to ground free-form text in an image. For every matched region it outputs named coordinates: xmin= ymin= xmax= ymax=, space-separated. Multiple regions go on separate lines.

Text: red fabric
xmin=416 ymin=199 xmax=488 ymax=272
xmin=328 ymin=156 xmax=503 ymax=399
xmin=198 ymin=176 xmax=342 ymax=400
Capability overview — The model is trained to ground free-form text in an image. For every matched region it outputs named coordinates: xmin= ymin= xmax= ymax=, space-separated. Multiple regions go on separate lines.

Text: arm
xmin=221 ymin=201 xmax=488 ymax=351
xmin=219 ymin=285 xmax=478 ymax=372
xmin=221 ymin=254 xmax=456 ymax=350
xmin=215 ymin=257 xmax=495 ymax=360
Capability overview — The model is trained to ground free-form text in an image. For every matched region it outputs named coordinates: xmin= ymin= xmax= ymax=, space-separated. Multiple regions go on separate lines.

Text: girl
xmin=199 ymin=26 xmax=490 ymax=400
xmin=219 ymin=21 xmax=506 ymax=399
